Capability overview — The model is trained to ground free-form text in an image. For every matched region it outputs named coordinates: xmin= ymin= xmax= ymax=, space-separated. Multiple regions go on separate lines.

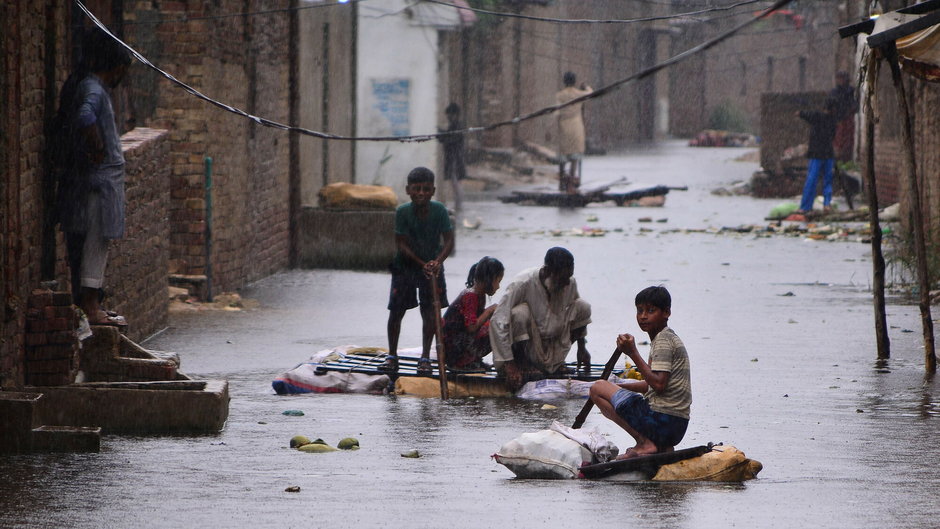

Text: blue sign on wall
xmin=370 ymin=78 xmax=410 ymax=137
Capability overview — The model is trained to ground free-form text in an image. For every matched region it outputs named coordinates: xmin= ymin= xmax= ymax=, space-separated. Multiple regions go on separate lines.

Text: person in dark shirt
xmin=438 ymin=103 xmax=466 ymax=212
xmin=796 ymin=97 xmax=837 ymax=213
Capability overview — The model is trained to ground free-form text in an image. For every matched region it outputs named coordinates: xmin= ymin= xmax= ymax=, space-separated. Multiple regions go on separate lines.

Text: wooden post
xmin=883 ymin=43 xmax=936 ymax=373
xmin=862 ymin=52 xmax=890 ymax=359
xmin=430 ymin=275 xmax=449 ymax=400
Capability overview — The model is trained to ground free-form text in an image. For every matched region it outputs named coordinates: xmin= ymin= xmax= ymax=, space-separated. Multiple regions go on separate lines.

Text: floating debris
xmin=337 ymin=437 xmax=360 ymax=450
xmin=401 ymin=449 xmax=421 ymax=458
xmin=282 ymin=410 xmax=305 ymax=416
xmin=290 ymin=435 xmax=311 ymax=448
xmin=285 ymin=486 xmax=301 ymax=493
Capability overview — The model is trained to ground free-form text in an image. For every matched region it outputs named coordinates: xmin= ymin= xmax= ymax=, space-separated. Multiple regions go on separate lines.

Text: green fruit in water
xmin=337 ymin=437 xmax=360 ymax=450
xmin=310 ymin=438 xmax=327 ymax=445
xmin=298 ymin=442 xmax=338 ymax=453
xmin=290 ymin=435 xmax=311 ymax=448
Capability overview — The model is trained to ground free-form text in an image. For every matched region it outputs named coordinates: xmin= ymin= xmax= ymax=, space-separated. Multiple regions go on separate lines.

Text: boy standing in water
xmin=589 ymin=286 xmax=691 ymax=459
xmin=383 ymin=167 xmax=455 ymax=375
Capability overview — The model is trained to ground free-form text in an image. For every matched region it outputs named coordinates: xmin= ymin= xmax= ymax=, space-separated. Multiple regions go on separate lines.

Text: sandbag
xmin=395 ymin=375 xmax=512 ymax=399
xmin=493 ymin=429 xmax=593 ymax=479
xmin=652 ymin=445 xmax=762 ymax=482
xmin=317 ymin=182 xmax=398 ymax=210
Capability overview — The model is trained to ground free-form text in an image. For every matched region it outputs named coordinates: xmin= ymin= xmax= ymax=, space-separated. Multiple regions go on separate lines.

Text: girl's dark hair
xmin=635 ymin=285 xmax=671 ymax=311
xmin=466 ymin=256 xmax=504 ymax=288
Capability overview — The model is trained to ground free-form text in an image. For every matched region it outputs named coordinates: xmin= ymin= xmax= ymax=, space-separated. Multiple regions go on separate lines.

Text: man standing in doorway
xmin=555 ymin=72 xmax=592 ymax=194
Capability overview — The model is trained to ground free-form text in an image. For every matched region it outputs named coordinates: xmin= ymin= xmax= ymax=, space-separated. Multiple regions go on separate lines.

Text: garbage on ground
xmin=688 ymin=130 xmax=758 ymax=148
xmin=711 ymin=181 xmax=751 ymax=196
xmin=462 ymin=217 xmax=482 ymax=229
xmin=880 ymin=203 xmax=900 ymax=222
xmin=768 ymin=202 xmax=800 ymax=220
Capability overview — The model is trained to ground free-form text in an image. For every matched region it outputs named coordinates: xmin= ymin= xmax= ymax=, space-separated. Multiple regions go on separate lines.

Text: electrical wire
xmin=420 ymin=0 xmax=769 ymax=25
xmin=75 ymin=0 xmax=793 ymax=143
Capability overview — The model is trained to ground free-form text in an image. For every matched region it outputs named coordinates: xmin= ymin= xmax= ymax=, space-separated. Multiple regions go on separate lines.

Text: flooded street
xmin=3 ymin=141 xmax=938 ymax=528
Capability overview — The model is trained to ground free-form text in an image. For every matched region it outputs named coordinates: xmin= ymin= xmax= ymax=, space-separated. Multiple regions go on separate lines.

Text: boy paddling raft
xmin=589 ymin=286 xmax=691 ymax=460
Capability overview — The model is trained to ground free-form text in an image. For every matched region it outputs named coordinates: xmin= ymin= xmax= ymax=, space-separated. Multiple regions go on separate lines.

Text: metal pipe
xmin=204 ymin=156 xmax=213 ymax=302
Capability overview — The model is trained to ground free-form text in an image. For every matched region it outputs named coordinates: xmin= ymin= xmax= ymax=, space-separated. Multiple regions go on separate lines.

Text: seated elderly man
xmin=488 ymin=247 xmax=591 ymax=390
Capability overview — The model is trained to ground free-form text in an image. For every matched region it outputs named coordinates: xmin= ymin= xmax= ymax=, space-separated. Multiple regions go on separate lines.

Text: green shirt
xmin=393 ymin=200 xmax=452 ymax=269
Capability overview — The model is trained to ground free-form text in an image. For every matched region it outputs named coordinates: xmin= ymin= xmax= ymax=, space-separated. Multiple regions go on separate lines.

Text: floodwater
xmin=3 ymin=141 xmax=939 ymax=529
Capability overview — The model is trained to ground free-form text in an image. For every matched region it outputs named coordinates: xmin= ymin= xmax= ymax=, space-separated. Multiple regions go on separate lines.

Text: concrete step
xmin=0 ymin=392 xmax=43 ymax=453
xmin=31 ymin=425 xmax=101 ymax=452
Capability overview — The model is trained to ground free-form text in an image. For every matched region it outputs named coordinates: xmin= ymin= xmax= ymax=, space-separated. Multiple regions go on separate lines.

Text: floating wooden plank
xmin=499 ymin=179 xmax=675 ymax=208
xmin=578 ymin=444 xmax=714 ymax=479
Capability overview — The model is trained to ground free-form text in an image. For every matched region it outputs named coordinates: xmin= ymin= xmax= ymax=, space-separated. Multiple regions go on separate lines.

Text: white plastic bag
xmin=493 ymin=429 xmax=592 ymax=479
xmin=515 ymin=378 xmax=594 ymax=401
xmin=549 ymin=420 xmax=619 ymax=463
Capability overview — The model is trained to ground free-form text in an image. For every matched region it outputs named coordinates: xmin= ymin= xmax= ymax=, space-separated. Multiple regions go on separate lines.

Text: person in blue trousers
xmin=796 ymin=97 xmax=838 ymax=213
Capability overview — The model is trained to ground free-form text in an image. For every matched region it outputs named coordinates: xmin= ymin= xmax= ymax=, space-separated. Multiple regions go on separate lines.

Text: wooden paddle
xmin=430 ymin=272 xmax=449 ymax=400
xmin=571 ymin=347 xmax=621 ymax=429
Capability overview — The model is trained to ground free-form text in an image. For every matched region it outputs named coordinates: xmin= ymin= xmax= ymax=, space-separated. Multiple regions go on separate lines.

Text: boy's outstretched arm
xmin=617 ymin=333 xmax=670 ymax=393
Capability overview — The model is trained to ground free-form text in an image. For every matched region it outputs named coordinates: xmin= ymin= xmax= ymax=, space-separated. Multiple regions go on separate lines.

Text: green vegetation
xmin=707 ymin=100 xmax=751 ymax=133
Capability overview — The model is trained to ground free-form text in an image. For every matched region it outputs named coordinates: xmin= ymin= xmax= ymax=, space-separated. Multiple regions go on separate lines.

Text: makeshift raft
xmin=272 ymin=345 xmax=629 ymax=399
xmin=494 ymin=428 xmax=763 ymax=482
xmin=499 ymin=178 xmax=682 ymax=207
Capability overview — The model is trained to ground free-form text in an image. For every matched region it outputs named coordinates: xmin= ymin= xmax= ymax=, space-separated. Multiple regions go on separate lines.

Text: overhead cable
xmin=420 ymin=0 xmax=768 ymax=25
xmin=75 ymin=0 xmax=793 ymax=143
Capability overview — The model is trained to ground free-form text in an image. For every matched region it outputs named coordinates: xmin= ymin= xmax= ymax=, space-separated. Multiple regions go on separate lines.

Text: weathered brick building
xmin=445 ymin=1 xmax=673 ymax=152
xmin=1 ymin=0 xmax=302 ymax=388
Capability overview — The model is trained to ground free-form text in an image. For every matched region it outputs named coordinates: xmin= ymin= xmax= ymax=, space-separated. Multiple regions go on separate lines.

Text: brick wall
xmin=759 ymin=92 xmax=828 ymax=173
xmin=24 ymin=290 xmax=80 ymax=387
xmin=125 ymin=0 xmax=291 ymax=293
xmin=0 ymin=2 xmax=67 ymax=388
xmin=1 ymin=3 xmax=172 ymax=388
xmin=107 ymin=128 xmax=171 ymax=342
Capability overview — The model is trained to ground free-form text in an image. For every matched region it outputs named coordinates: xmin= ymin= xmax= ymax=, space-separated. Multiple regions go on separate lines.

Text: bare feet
xmin=87 ymin=310 xmax=127 ymax=327
xmin=617 ymin=442 xmax=659 ymax=460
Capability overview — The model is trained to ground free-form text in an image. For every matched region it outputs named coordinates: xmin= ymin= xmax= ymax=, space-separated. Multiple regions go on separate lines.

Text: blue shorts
xmin=611 ymin=389 xmax=688 ymax=449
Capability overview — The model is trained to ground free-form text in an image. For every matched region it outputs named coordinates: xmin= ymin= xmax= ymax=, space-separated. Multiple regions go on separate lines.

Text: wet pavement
xmin=2 ymin=140 xmax=938 ymax=528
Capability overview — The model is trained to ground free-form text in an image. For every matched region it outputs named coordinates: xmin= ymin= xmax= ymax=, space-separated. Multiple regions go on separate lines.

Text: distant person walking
xmin=555 ymin=72 xmax=592 ymax=194
xmin=438 ymin=102 xmax=467 ymax=212
xmin=830 ymin=71 xmax=858 ymax=162
xmin=796 ymin=97 xmax=838 ymax=213
xmin=53 ymin=28 xmax=132 ymax=327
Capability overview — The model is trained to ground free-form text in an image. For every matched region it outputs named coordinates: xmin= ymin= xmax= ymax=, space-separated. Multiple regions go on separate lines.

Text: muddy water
xmin=2 ymin=141 xmax=938 ymax=528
